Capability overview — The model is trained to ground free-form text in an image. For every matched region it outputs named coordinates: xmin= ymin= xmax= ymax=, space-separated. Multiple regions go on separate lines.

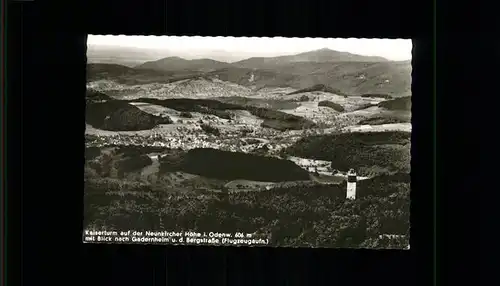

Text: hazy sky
xmin=88 ymin=35 xmax=412 ymax=61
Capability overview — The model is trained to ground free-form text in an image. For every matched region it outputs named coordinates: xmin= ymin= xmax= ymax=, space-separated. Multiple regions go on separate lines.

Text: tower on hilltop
xmin=346 ymin=168 xmax=357 ymax=200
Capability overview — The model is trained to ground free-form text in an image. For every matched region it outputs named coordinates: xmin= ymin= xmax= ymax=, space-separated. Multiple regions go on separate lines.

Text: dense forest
xmin=84 ymin=169 xmax=410 ymax=248
xmin=285 ymin=131 xmax=411 ymax=177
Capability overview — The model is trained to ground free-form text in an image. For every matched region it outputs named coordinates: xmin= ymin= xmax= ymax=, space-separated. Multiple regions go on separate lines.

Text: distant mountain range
xmin=135 ymin=48 xmax=390 ymax=71
xmin=231 ymin=48 xmax=389 ymax=69
xmin=87 ymin=48 xmax=412 ymax=97
xmin=136 ymin=57 xmax=231 ymax=72
xmin=86 ymin=45 xmax=168 ymax=67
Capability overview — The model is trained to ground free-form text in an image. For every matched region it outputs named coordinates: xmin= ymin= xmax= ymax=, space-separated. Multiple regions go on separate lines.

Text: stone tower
xmin=346 ymin=168 xmax=357 ymax=200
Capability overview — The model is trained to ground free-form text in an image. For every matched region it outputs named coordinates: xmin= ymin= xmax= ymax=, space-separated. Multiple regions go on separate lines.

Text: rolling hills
xmin=136 ymin=57 xmax=231 ymax=72
xmin=88 ymin=48 xmax=411 ymax=97
xmin=211 ymin=60 xmax=411 ymax=96
xmin=86 ymin=63 xmax=177 ymax=85
xmin=85 ymin=100 xmax=173 ymax=131
xmin=232 ymin=48 xmax=389 ymax=69
xmin=284 ymin=131 xmax=411 ymax=176
xmin=160 ymin=148 xmax=311 ymax=182
xmin=126 ymin=97 xmax=316 ymax=130
xmin=378 ymin=96 xmax=412 ymax=110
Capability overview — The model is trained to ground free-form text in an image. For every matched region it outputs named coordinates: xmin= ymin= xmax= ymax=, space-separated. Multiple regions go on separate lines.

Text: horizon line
xmin=87 ymin=47 xmax=414 ymax=64
xmin=87 ymin=36 xmax=412 ymax=62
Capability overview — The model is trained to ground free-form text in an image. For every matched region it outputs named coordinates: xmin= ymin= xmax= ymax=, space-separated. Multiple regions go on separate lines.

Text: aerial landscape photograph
xmin=84 ymin=35 xmax=412 ymax=249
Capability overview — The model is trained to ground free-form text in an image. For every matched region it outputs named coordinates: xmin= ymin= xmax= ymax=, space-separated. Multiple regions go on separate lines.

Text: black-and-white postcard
xmin=84 ymin=35 xmax=412 ymax=249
